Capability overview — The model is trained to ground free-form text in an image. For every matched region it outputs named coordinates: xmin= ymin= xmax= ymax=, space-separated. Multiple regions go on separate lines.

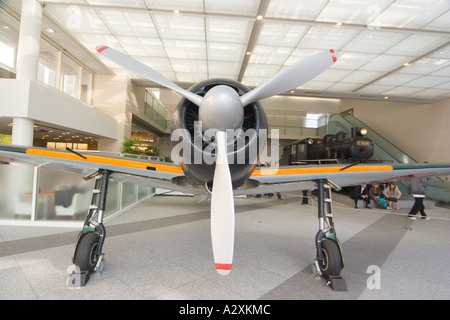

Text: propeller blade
xmin=96 ymin=46 xmax=203 ymax=106
xmin=240 ymin=49 xmax=338 ymax=106
xmin=210 ymin=131 xmax=235 ymax=275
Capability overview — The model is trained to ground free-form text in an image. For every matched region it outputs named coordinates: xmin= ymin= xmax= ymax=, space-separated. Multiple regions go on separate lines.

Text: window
xmin=80 ymin=68 xmax=92 ymax=104
xmin=303 ymin=113 xmax=324 ymax=128
xmin=38 ymin=40 xmax=58 ymax=87
xmin=0 ymin=40 xmax=15 ymax=69
xmin=291 ymin=144 xmax=297 ymax=155
xmin=60 ymin=54 xmax=80 ymax=97
xmin=0 ymin=17 xmax=19 ymax=74
xmin=47 ymin=142 xmax=88 ymax=150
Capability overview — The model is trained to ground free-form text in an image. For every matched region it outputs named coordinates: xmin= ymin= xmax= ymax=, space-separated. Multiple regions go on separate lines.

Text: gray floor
xmin=0 ymin=193 xmax=449 ymax=300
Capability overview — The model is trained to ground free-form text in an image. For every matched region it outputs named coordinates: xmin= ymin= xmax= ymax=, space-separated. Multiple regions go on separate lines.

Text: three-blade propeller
xmin=96 ymin=45 xmax=338 ymax=275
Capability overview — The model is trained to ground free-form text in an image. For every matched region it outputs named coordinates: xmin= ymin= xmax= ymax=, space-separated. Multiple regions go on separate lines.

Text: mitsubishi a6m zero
xmin=1 ymin=47 xmax=449 ymax=290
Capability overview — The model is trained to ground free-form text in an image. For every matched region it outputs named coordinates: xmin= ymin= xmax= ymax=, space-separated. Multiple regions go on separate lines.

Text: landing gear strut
xmin=71 ymin=169 xmax=111 ymax=286
xmin=312 ymin=179 xmax=347 ymax=291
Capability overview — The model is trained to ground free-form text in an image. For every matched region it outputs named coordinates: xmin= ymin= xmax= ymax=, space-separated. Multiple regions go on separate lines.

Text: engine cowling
xmin=171 ymin=79 xmax=268 ymax=190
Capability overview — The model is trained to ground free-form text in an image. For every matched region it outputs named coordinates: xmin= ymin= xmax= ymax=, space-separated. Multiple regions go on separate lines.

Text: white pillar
xmin=16 ymin=0 xmax=42 ymax=81
xmin=12 ymin=0 xmax=43 ymax=146
xmin=12 ymin=118 xmax=35 ymax=146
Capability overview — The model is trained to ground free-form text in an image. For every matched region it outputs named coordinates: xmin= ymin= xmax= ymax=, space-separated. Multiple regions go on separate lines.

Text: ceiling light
xmin=336 ymin=22 xmax=343 ymax=27
xmin=45 ymin=28 xmax=55 ymax=34
xmin=384 ymin=96 xmax=389 ymax=99
xmin=403 ymin=62 xmax=411 ymax=67
xmin=173 ymin=9 xmax=180 ymax=15
xmin=256 ymin=15 xmax=264 ymax=21
xmin=246 ymin=51 xmax=251 ymax=55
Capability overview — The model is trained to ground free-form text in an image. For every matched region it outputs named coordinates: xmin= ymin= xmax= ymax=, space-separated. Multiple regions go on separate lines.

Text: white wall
xmin=339 ymin=98 xmax=450 ymax=163
xmin=261 ymin=95 xmax=340 ymax=115
xmin=0 ymin=79 xmax=118 ymax=139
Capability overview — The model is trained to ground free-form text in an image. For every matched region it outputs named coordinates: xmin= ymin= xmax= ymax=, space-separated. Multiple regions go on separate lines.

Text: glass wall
xmin=0 ymin=40 xmax=16 ymax=71
xmin=0 ymin=8 xmax=19 ymax=75
xmin=267 ymin=113 xmax=330 ymax=138
xmin=60 ymin=54 xmax=80 ymax=98
xmin=36 ymin=167 xmax=92 ymax=221
xmin=80 ymin=68 xmax=93 ymax=104
xmin=0 ymin=163 xmax=152 ymax=224
xmin=0 ymin=164 xmax=34 ymax=220
xmin=145 ymin=88 xmax=169 ymax=129
xmin=0 ymin=7 xmax=93 ymax=103
xmin=38 ymin=40 xmax=59 ymax=87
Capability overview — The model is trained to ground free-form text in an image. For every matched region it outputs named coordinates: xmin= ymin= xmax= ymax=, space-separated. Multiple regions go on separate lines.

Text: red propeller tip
xmin=330 ymin=49 xmax=338 ymax=63
xmin=97 ymin=46 xmax=109 ymax=53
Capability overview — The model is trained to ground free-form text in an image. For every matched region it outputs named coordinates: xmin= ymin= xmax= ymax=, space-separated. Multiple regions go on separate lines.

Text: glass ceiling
xmin=26 ymin=0 xmax=450 ymax=101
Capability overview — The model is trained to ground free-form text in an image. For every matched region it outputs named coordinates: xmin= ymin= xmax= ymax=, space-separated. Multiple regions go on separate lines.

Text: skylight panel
xmin=316 ymin=0 xmax=392 ymax=25
xmin=376 ymin=0 xmax=450 ymax=29
xmin=256 ymin=22 xmax=308 ymax=47
xmin=207 ymin=42 xmax=246 ymax=62
xmin=144 ymin=0 xmax=204 ymax=12
xmin=298 ymin=26 xmax=359 ymax=50
xmin=205 ymin=0 xmax=259 ymax=15
xmin=265 ymin=0 xmax=328 ymax=20
xmin=249 ymin=46 xmax=292 ymax=64
xmin=206 ymin=18 xmax=253 ymax=44
xmin=162 ymin=39 xmax=206 ymax=59
xmin=153 ymin=14 xmax=205 ymax=41
xmin=386 ymin=34 xmax=448 ymax=56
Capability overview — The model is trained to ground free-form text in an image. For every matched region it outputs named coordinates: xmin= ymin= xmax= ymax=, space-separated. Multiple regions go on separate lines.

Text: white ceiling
xmin=5 ymin=0 xmax=450 ymax=103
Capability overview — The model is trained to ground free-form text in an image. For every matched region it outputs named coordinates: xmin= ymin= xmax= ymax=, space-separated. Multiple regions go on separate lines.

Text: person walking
xmin=406 ymin=177 xmax=433 ymax=220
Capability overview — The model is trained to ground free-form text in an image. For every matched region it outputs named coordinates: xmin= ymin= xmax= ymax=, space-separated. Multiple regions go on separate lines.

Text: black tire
xmin=74 ymin=232 xmax=100 ymax=272
xmin=319 ymin=239 xmax=342 ymax=277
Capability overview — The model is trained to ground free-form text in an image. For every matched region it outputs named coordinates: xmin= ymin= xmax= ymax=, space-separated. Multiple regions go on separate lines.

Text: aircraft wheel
xmin=74 ymin=232 xmax=100 ymax=272
xmin=319 ymin=239 xmax=342 ymax=277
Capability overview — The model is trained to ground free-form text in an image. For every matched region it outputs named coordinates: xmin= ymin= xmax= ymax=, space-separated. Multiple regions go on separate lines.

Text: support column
xmin=12 ymin=0 xmax=43 ymax=146
xmin=12 ymin=118 xmax=35 ymax=146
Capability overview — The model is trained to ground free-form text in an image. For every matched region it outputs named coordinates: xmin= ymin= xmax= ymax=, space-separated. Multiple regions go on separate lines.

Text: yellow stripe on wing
xmin=26 ymin=149 xmax=184 ymax=174
xmin=251 ymin=165 xmax=394 ymax=177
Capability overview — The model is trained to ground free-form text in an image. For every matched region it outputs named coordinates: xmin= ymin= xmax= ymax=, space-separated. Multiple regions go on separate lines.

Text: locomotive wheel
xmin=74 ymin=232 xmax=100 ymax=272
xmin=319 ymin=239 xmax=342 ymax=277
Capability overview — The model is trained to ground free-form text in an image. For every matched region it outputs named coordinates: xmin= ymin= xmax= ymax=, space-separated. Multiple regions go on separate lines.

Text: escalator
xmin=328 ymin=111 xmax=450 ymax=206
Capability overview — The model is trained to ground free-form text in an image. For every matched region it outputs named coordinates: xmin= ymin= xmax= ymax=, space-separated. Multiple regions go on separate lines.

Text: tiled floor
xmin=1 ymin=193 xmax=449 ymax=300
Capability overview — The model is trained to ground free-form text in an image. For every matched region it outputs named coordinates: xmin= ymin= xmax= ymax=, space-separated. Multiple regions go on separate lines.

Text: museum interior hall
xmin=0 ymin=0 xmax=449 ymax=302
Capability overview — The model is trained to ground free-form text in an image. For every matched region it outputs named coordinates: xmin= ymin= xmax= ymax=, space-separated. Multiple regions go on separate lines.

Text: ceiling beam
xmin=237 ymin=0 xmax=270 ymax=82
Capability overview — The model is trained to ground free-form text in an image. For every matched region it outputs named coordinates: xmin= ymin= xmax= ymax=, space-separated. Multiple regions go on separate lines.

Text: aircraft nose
xmin=199 ymin=85 xmax=244 ymax=135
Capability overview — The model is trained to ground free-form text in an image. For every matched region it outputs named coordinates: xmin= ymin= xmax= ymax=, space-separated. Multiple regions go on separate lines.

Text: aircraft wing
xmin=0 ymin=144 xmax=200 ymax=194
xmin=237 ymin=163 xmax=450 ymax=195
xmin=2 ymin=144 xmax=450 ymax=196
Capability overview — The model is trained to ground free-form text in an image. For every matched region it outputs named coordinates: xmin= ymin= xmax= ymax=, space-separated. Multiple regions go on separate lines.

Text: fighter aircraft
xmin=1 ymin=47 xmax=449 ymax=289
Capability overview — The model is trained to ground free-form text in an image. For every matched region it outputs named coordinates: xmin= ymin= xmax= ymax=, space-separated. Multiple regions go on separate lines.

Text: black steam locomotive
xmin=282 ymin=127 xmax=374 ymax=164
